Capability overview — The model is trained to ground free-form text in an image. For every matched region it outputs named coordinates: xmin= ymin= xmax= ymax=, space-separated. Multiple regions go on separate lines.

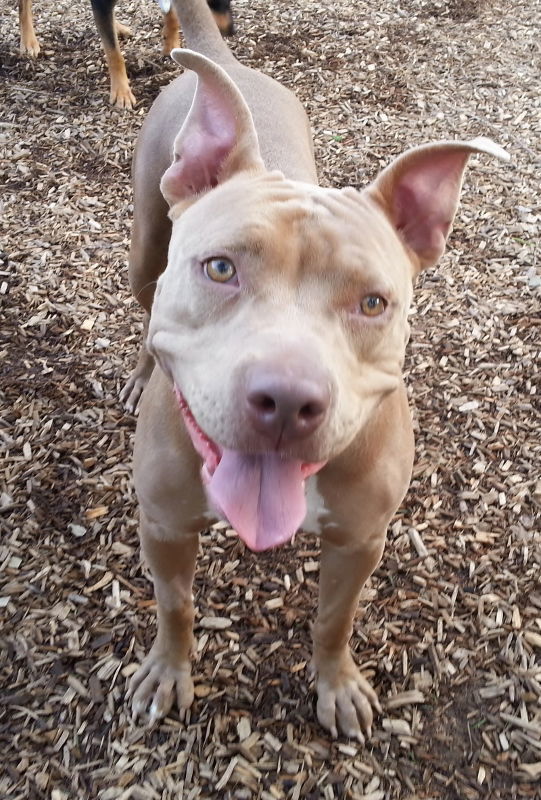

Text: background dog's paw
xmin=114 ymin=21 xmax=133 ymax=39
xmin=314 ymin=651 xmax=381 ymax=741
xmin=127 ymin=653 xmax=194 ymax=723
xmin=20 ymin=35 xmax=40 ymax=58
xmin=109 ymin=79 xmax=136 ymax=110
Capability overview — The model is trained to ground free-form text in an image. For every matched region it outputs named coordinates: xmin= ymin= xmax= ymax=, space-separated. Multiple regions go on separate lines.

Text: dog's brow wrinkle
xmin=311 ymin=189 xmax=362 ymax=218
xmin=225 ymin=238 xmax=265 ymax=259
xmin=341 ymin=187 xmax=362 ymax=200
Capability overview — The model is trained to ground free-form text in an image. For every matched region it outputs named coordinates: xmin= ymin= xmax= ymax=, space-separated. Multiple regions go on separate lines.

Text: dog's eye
xmin=204 ymin=257 xmax=237 ymax=284
xmin=360 ymin=295 xmax=387 ymax=317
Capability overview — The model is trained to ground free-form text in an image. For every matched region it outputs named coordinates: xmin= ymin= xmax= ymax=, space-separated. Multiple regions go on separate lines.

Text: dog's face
xmin=149 ymin=170 xmax=413 ymax=465
xmin=148 ymin=50 xmax=507 ymax=550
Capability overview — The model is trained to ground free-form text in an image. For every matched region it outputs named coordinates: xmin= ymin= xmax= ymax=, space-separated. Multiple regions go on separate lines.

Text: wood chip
xmin=215 ymin=757 xmax=239 ymax=791
xmin=199 ymin=616 xmax=232 ymax=630
xmin=524 ymin=631 xmax=541 ymax=649
xmin=408 ymin=528 xmax=428 ymax=558
xmin=385 ymin=690 xmax=426 ymax=709
xmin=382 ymin=719 xmax=412 ymax=736
xmin=519 ymin=763 xmax=541 ymax=779
xmin=84 ymin=505 xmax=109 ymax=519
xmin=237 ymin=717 xmax=251 ymax=742
xmin=500 ymin=713 xmax=541 ymax=737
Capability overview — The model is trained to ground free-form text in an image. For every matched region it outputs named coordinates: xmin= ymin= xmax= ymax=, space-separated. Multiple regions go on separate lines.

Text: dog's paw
xmin=20 ymin=35 xmax=40 ymax=58
xmin=120 ymin=374 xmax=146 ymax=413
xmin=115 ymin=21 xmax=133 ymax=38
xmin=109 ymin=79 xmax=136 ymax=110
xmin=127 ymin=651 xmax=194 ymax=724
xmin=313 ymin=650 xmax=381 ymax=741
xmin=120 ymin=358 xmax=155 ymax=413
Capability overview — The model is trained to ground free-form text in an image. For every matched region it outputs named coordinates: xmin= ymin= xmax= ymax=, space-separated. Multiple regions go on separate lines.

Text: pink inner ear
xmin=390 ymin=150 xmax=469 ymax=266
xmin=163 ymin=129 xmax=234 ymax=197
xmin=161 ymin=85 xmax=238 ymax=204
xmin=394 ymin=182 xmax=448 ymax=261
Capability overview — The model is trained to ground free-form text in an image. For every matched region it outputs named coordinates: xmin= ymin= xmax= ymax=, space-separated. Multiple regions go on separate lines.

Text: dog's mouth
xmin=175 ymin=387 xmax=326 ymax=551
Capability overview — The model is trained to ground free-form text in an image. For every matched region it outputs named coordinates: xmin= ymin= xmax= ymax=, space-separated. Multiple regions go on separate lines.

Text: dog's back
xmin=135 ymin=0 xmax=317 ymax=195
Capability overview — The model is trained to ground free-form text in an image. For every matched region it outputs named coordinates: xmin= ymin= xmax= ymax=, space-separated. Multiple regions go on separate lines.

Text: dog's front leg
xmin=128 ymin=521 xmax=198 ymax=722
xmin=312 ymin=528 xmax=387 ymax=741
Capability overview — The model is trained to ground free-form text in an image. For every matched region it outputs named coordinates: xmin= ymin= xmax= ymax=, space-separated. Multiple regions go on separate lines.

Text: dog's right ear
xmin=160 ymin=49 xmax=264 ymax=207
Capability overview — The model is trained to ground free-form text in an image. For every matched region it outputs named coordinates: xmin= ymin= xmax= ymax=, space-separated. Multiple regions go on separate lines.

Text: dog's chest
xmin=302 ymin=475 xmax=336 ymax=535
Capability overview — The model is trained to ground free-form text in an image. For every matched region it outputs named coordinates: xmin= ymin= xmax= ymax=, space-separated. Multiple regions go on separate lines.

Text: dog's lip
xmin=173 ymin=386 xmax=323 ymax=479
xmin=175 ymin=388 xmax=221 ymax=480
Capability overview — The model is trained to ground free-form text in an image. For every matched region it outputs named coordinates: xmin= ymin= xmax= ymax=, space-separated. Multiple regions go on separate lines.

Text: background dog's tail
xmin=172 ymin=0 xmax=235 ymax=64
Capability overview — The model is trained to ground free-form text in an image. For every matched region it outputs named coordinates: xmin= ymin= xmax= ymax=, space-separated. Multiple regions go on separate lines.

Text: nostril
xmin=250 ymin=393 xmax=277 ymax=415
xmin=299 ymin=401 xmax=324 ymax=421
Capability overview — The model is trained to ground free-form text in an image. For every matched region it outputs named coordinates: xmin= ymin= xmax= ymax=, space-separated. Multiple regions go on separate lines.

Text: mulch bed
xmin=1 ymin=0 xmax=540 ymax=798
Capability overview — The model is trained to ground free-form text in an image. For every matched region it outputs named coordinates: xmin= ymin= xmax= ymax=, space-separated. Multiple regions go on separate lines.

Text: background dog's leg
xmin=207 ymin=0 xmax=235 ymax=36
xmin=128 ymin=525 xmax=199 ymax=721
xmin=312 ymin=532 xmax=385 ymax=741
xmin=90 ymin=0 xmax=135 ymax=109
xmin=162 ymin=8 xmax=180 ymax=55
xmin=19 ymin=0 xmax=40 ymax=57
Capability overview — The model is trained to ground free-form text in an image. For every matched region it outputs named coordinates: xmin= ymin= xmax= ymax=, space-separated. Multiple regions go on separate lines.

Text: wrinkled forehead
xmin=171 ymin=172 xmax=317 ymax=245
xmin=171 ymin=172 xmax=409 ymax=282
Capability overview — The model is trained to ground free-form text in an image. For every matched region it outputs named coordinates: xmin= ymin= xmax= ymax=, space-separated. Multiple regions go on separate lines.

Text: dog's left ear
xmin=160 ymin=49 xmax=264 ymax=207
xmin=364 ymin=137 xmax=509 ymax=272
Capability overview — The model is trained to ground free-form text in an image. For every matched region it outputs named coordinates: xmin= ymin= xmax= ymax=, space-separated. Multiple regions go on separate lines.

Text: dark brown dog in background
xmin=17 ymin=0 xmax=234 ymax=108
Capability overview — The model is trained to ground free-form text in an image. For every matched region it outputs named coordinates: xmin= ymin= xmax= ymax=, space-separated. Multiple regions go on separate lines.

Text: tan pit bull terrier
xmin=124 ymin=0 xmax=508 ymax=739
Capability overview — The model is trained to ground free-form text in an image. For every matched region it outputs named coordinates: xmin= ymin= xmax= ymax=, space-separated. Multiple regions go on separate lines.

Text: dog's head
xmin=148 ymin=50 xmax=508 ymax=550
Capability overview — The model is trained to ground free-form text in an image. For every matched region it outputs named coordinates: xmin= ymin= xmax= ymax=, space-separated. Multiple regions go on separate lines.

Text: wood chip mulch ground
xmin=1 ymin=0 xmax=540 ymax=798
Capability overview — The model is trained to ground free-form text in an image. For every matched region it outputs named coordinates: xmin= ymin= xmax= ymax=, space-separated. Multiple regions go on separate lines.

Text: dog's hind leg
xmin=120 ymin=312 xmax=156 ymax=414
xmin=120 ymin=164 xmax=171 ymax=412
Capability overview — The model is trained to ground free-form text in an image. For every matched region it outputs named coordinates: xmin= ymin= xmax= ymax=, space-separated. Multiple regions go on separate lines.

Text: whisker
xmin=135 ymin=280 xmax=159 ymax=304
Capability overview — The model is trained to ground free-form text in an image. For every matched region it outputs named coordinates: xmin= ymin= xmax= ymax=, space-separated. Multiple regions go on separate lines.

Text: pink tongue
xmin=207 ymin=450 xmax=309 ymax=552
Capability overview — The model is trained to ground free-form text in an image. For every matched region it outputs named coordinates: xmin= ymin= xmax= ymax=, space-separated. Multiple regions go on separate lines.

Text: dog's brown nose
xmin=245 ymin=363 xmax=330 ymax=443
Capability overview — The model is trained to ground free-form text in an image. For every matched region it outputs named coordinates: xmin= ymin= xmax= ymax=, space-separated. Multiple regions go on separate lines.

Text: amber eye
xmin=204 ymin=257 xmax=237 ymax=283
xmin=360 ymin=295 xmax=387 ymax=317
